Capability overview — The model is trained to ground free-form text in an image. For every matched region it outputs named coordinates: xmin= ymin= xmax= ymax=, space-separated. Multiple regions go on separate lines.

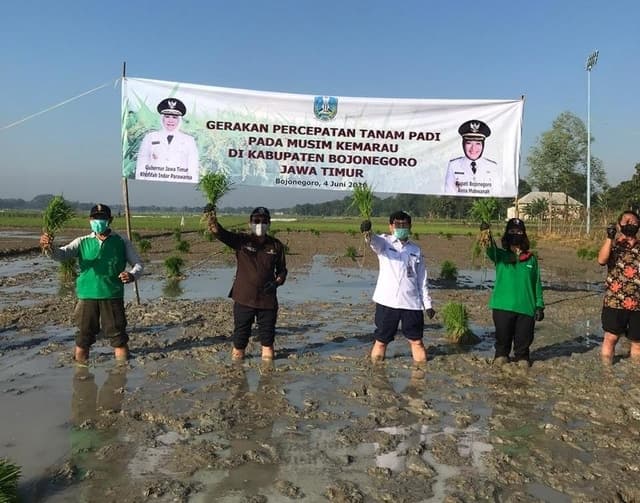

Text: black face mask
xmin=508 ymin=234 xmax=524 ymax=246
xmin=620 ymin=224 xmax=639 ymax=237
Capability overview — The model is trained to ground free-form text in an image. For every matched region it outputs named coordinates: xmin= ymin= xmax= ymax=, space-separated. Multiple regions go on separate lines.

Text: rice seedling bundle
xmin=42 ymin=195 xmax=75 ymax=238
xmin=441 ymin=302 xmax=480 ymax=345
xmin=198 ymin=171 xmax=233 ymax=217
xmin=349 ymin=183 xmax=374 ymax=219
xmin=0 ymin=458 xmax=21 ymax=503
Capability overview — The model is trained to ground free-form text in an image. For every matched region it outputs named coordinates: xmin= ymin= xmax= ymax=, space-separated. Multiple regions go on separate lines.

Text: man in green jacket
xmin=40 ymin=204 xmax=143 ymax=364
xmin=482 ymin=218 xmax=544 ymax=366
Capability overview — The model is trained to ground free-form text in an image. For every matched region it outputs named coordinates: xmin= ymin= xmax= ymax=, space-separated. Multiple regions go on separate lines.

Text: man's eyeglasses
xmin=392 ymin=220 xmax=411 ymax=228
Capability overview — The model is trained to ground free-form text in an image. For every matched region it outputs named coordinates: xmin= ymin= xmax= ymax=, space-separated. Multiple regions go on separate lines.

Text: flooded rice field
xmin=1 ymin=231 xmax=639 ymax=502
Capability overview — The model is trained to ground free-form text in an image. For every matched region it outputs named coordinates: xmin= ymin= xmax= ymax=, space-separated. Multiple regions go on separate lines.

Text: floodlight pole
xmin=586 ymin=50 xmax=599 ymax=235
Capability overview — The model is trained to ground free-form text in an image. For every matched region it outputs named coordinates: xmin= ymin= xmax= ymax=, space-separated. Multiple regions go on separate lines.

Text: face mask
xmin=620 ymin=224 xmax=639 ymax=237
xmin=90 ymin=219 xmax=109 ymax=234
xmin=394 ymin=228 xmax=410 ymax=240
xmin=508 ymin=233 xmax=524 ymax=246
xmin=251 ymin=223 xmax=269 ymax=236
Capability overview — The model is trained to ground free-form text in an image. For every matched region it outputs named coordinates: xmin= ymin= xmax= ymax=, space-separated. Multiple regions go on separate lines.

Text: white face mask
xmin=251 ymin=223 xmax=269 ymax=236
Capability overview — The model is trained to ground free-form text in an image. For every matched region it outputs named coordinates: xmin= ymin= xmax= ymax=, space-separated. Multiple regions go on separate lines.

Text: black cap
xmin=90 ymin=203 xmax=111 ymax=219
xmin=250 ymin=207 xmax=271 ymax=221
xmin=458 ymin=120 xmax=491 ymax=140
xmin=506 ymin=218 xmax=526 ymax=232
xmin=157 ymin=98 xmax=187 ymax=117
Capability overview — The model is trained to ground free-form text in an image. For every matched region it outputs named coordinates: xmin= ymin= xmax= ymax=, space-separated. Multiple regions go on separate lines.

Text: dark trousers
xmin=233 ymin=302 xmax=278 ymax=350
xmin=492 ymin=308 xmax=535 ymax=361
xmin=374 ymin=303 xmax=424 ymax=344
xmin=74 ymin=299 xmax=128 ymax=349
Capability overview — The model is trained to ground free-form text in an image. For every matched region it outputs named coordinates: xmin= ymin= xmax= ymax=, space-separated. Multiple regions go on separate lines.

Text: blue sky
xmin=1 ymin=0 xmax=638 ymax=209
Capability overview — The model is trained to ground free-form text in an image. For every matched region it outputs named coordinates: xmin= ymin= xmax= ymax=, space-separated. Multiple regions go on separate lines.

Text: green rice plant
xmin=131 ymin=231 xmax=142 ymax=243
xmin=347 ymin=229 xmax=357 ymax=237
xmin=445 ymin=233 xmax=453 ymax=240
xmin=137 ymin=239 xmax=152 ymax=253
xmin=173 ymin=227 xmax=182 ymax=242
xmin=198 ymin=171 xmax=233 ymax=214
xmin=310 ymin=229 xmax=320 ymax=237
xmin=42 ymin=195 xmax=75 ymax=238
xmin=412 ymin=232 xmax=420 ymax=240
xmin=440 ymin=260 xmax=458 ymax=280
xmin=0 ymin=457 xmax=21 ymax=503
xmin=349 ymin=183 xmax=374 ymax=219
xmin=164 ymin=256 xmax=184 ymax=278
xmin=58 ymin=258 xmax=77 ymax=283
xmin=176 ymin=240 xmax=190 ymax=253
xmin=441 ymin=302 xmax=480 ymax=345
xmin=577 ymin=247 xmax=597 ymax=260
xmin=345 ymin=246 xmax=358 ymax=261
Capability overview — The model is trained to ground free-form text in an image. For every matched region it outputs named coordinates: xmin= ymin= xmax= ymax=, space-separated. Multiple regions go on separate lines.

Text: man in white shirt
xmin=444 ymin=119 xmax=497 ymax=196
xmin=135 ymin=97 xmax=201 ymax=184
xmin=361 ymin=211 xmax=435 ymax=363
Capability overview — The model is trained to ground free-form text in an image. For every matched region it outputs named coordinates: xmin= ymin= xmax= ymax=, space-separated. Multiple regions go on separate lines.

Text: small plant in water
xmin=441 ymin=302 xmax=480 ymax=345
xmin=176 ymin=240 xmax=190 ymax=253
xmin=164 ymin=256 xmax=185 ymax=278
xmin=138 ymin=239 xmax=152 ymax=253
xmin=440 ymin=260 xmax=458 ymax=280
xmin=345 ymin=246 xmax=358 ymax=261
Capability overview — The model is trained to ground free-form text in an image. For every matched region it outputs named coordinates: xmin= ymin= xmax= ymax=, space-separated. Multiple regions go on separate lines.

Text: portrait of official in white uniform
xmin=444 ymin=120 xmax=497 ymax=196
xmin=135 ymin=98 xmax=201 ymax=184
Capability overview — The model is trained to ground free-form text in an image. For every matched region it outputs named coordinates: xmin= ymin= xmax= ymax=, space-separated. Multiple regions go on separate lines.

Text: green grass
xmin=0 ymin=211 xmax=506 ymax=237
xmin=576 ymin=247 xmax=598 ymax=260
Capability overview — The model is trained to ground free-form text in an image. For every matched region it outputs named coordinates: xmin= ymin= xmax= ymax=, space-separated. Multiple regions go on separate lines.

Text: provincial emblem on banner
xmin=313 ymin=96 xmax=338 ymax=121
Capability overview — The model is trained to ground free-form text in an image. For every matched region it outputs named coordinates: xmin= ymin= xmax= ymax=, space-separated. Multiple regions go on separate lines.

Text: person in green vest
xmin=481 ymin=218 xmax=544 ymax=367
xmin=40 ymin=204 xmax=143 ymax=364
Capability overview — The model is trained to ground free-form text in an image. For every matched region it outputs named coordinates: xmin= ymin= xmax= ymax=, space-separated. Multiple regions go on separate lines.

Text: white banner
xmin=122 ymin=77 xmax=523 ymax=197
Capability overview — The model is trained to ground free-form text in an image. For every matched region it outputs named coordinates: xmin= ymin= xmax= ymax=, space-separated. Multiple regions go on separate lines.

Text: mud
xmin=1 ymin=230 xmax=639 ymax=502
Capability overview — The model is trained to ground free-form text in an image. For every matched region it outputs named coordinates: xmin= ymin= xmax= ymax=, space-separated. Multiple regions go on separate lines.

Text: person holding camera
xmin=598 ymin=210 xmax=640 ymax=364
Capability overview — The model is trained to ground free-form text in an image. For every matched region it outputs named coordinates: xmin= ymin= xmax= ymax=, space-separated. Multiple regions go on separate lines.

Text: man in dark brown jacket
xmin=207 ymin=206 xmax=287 ymax=360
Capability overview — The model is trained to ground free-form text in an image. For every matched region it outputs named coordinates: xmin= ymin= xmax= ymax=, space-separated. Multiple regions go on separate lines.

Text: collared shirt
xmin=367 ymin=233 xmax=432 ymax=311
xmin=135 ymin=129 xmax=200 ymax=183
xmin=444 ymin=156 xmax=497 ymax=196
xmin=603 ymin=239 xmax=640 ymax=310
xmin=215 ymin=225 xmax=288 ymax=310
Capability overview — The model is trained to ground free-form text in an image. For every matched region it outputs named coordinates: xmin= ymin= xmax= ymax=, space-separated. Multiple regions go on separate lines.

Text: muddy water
xmin=2 ymin=253 xmax=640 ymax=502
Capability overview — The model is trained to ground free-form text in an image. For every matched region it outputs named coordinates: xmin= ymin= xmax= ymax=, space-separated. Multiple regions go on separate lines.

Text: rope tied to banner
xmin=0 ymin=77 xmax=120 ymax=131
